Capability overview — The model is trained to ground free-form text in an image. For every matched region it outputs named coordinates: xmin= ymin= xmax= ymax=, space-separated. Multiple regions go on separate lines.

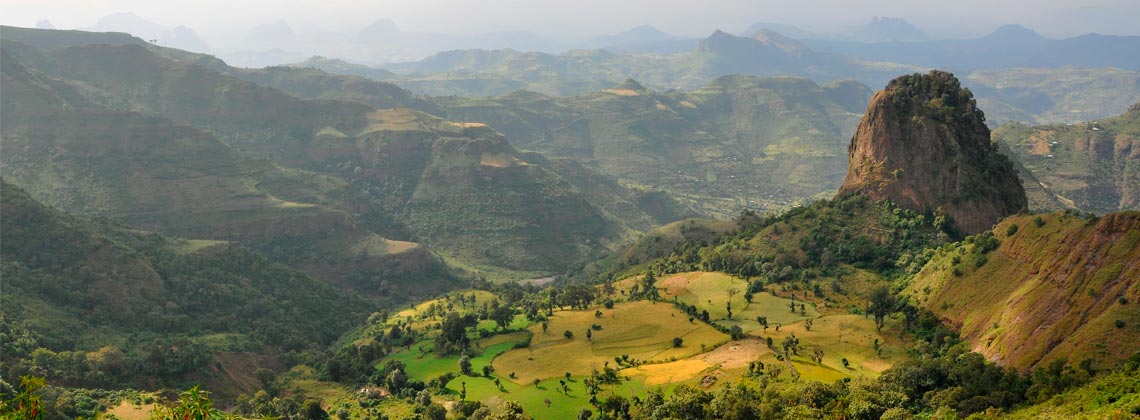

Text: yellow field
xmin=653 ymin=272 xmax=818 ymax=330
xmin=759 ymin=314 xmax=903 ymax=381
xmin=494 ymin=300 xmax=729 ymax=384
xmin=105 ymin=400 xmax=157 ymax=420
xmin=173 ymin=239 xmax=228 ymax=254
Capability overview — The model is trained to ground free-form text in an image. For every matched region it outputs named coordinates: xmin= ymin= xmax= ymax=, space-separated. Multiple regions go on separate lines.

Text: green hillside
xmin=434 ymin=75 xmax=867 ymax=218
xmin=0 ymin=44 xmax=454 ymax=298
xmin=0 ymin=180 xmax=373 ymax=398
xmin=969 ymin=67 xmax=1140 ymax=125
xmin=906 ymin=212 xmax=1140 ymax=371
xmin=0 ymin=29 xmax=686 ymax=278
xmin=994 ymin=104 xmax=1140 ymax=214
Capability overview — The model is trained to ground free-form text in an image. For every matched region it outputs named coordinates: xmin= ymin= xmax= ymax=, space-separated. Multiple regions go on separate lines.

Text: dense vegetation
xmin=0 ymin=181 xmax=373 ymax=407
xmin=618 ymin=194 xmax=951 ymax=280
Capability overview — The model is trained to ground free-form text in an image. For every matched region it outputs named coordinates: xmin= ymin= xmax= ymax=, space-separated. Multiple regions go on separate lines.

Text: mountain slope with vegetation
xmin=0 ymin=180 xmax=373 ymax=398
xmin=434 ymin=75 xmax=868 ymax=218
xmin=994 ymin=103 xmax=1140 ymax=214
xmin=906 ymin=212 xmax=1140 ymax=371
xmin=0 ymin=27 xmax=686 ymax=278
xmin=0 ymin=42 xmax=453 ymax=298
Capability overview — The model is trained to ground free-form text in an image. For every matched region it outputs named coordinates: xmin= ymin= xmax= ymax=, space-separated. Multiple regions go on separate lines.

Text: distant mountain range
xmin=85 ymin=12 xmax=210 ymax=53
xmin=0 ymin=26 xmax=688 ymax=280
xmin=804 ymin=24 xmax=1140 ymax=72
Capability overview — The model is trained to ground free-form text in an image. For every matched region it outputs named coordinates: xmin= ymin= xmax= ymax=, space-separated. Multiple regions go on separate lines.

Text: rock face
xmin=838 ymin=71 xmax=1027 ymax=234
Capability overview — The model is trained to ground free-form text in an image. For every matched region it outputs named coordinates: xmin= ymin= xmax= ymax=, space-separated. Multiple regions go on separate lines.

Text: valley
xmin=1 ymin=13 xmax=1139 ymax=420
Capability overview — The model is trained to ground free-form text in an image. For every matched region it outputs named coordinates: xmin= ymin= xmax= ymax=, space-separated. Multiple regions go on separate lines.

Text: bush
xmin=1006 ymin=224 xmax=1019 ymax=237
xmin=672 ymin=337 xmax=683 ymax=348
xmin=1116 ymin=319 xmax=1126 ymax=329
xmin=563 ymin=330 xmax=574 ymax=339
xmin=1033 ymin=216 xmax=1045 ymax=227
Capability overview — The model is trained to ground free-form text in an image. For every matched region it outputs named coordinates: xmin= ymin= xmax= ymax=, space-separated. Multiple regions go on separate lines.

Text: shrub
xmin=672 ymin=337 xmax=683 ymax=348
xmin=1006 ymin=224 xmax=1019 ymax=237
xmin=1033 ymin=216 xmax=1045 ymax=227
xmin=1116 ymin=320 xmax=1126 ymax=328
xmin=563 ymin=330 xmax=574 ymax=339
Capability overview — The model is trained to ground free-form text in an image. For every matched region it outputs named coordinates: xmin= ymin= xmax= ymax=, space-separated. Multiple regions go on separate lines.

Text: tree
xmin=811 ymin=346 xmax=825 ymax=364
xmin=585 ymin=329 xmax=592 ymax=341
xmin=730 ymin=325 xmax=745 ymax=340
xmin=672 ymin=337 xmax=683 ymax=348
xmin=491 ymin=305 xmax=515 ymax=331
xmin=577 ymin=409 xmax=593 ymax=420
xmin=459 ymin=355 xmax=473 ymax=375
xmin=542 ymin=321 xmax=549 ymax=334
xmin=1 ymin=376 xmax=44 ymax=420
xmin=386 ymin=368 xmax=407 ymax=393
xmin=424 ymin=404 xmax=447 ymax=420
xmin=564 ymin=330 xmax=574 ymax=339
xmin=302 ymin=399 xmax=329 ymax=420
xmin=869 ymin=286 xmax=897 ymax=331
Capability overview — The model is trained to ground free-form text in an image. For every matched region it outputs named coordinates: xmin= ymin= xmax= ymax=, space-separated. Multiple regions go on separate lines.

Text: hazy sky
xmin=2 ymin=0 xmax=1139 ymax=41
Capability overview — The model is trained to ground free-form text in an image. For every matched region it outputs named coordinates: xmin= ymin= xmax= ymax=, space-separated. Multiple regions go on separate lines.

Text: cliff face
xmin=838 ymin=70 xmax=1027 ymax=234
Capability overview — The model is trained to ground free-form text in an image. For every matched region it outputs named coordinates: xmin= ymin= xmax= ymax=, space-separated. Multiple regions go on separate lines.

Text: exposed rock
xmin=838 ymin=70 xmax=1027 ymax=234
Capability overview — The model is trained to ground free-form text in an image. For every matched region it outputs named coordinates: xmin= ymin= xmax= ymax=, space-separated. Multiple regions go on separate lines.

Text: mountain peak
xmin=838 ymin=70 xmax=1027 ymax=235
xmin=614 ymin=78 xmax=648 ymax=92
xmin=623 ymin=25 xmax=669 ymax=37
xmin=360 ymin=18 xmax=401 ymax=39
xmin=985 ymin=24 xmax=1044 ymax=42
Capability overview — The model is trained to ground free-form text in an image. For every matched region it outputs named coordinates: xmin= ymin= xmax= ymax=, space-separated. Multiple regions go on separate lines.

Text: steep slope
xmin=993 ymin=104 xmax=1140 ymax=214
xmin=0 ymin=42 xmax=452 ymax=298
xmin=1 ymin=29 xmax=681 ymax=277
xmin=293 ymin=108 xmax=685 ymax=274
xmin=905 ymin=212 xmax=1140 ymax=371
xmin=434 ymin=75 xmax=866 ymax=218
xmin=0 ymin=180 xmax=373 ymax=394
xmin=838 ymin=71 xmax=1027 ymax=235
xmin=968 ymin=67 xmax=1140 ymax=125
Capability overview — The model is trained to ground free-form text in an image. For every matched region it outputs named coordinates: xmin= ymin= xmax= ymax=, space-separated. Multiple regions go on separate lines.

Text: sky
xmin=3 ymin=0 xmax=1139 ymax=41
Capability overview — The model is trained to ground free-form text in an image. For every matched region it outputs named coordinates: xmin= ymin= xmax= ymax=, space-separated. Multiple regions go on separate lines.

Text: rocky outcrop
xmin=838 ymin=70 xmax=1027 ymax=234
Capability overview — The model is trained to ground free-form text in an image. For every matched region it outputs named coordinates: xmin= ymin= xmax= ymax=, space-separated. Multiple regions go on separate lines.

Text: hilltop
xmin=838 ymin=71 xmax=1027 ymax=234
